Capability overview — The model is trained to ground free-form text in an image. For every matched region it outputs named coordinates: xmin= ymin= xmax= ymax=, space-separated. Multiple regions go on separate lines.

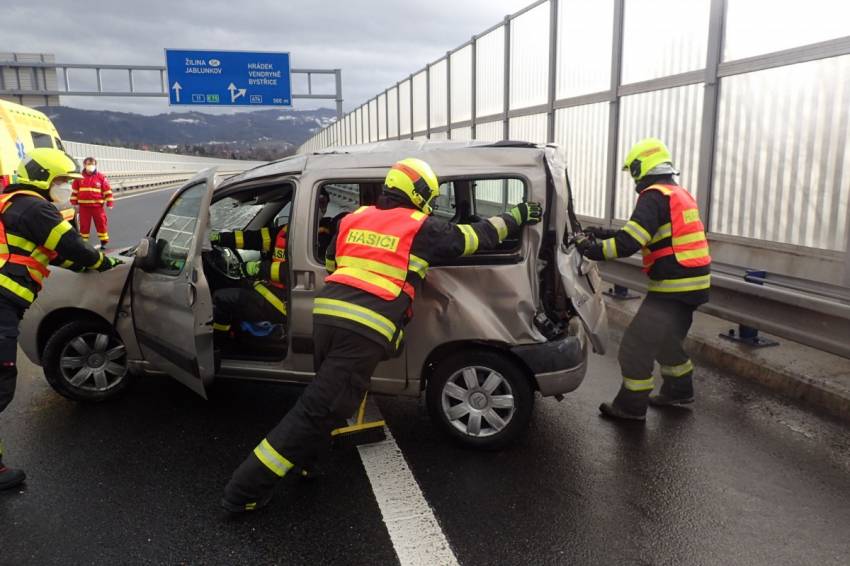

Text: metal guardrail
xmin=598 ymin=259 xmax=850 ymax=359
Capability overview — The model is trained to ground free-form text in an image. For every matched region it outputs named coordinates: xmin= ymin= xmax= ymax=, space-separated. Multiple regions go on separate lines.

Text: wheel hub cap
xmin=470 ymin=391 xmax=488 ymax=410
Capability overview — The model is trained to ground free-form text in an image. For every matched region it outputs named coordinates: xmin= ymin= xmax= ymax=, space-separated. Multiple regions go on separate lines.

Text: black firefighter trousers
xmin=613 ymin=293 xmax=697 ymax=414
xmin=223 ymin=322 xmax=385 ymax=507
xmin=0 ymin=295 xmax=25 ymax=463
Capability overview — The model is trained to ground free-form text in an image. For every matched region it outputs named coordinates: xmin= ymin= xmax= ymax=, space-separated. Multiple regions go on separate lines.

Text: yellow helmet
xmin=16 ymin=148 xmax=82 ymax=192
xmin=383 ymin=158 xmax=440 ymax=214
xmin=622 ymin=138 xmax=674 ymax=181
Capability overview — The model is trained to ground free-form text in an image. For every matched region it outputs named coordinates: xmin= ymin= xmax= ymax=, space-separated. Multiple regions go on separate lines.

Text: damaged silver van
xmin=19 ymin=141 xmax=607 ymax=449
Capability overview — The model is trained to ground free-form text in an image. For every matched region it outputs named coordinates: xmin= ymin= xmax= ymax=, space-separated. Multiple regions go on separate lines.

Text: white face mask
xmin=50 ymin=181 xmax=73 ymax=205
xmin=85 ymin=164 xmax=96 ymax=173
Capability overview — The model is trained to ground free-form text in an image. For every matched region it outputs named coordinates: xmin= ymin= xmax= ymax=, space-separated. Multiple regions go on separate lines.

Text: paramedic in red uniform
xmin=71 ymin=157 xmax=113 ymax=249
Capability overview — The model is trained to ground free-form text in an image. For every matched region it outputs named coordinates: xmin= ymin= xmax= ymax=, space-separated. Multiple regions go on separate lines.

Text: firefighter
xmin=221 ymin=157 xmax=542 ymax=512
xmin=71 ymin=156 xmax=113 ymax=249
xmin=209 ymin=222 xmax=288 ymax=346
xmin=576 ymin=138 xmax=711 ymax=421
xmin=0 ymin=149 xmax=120 ymax=490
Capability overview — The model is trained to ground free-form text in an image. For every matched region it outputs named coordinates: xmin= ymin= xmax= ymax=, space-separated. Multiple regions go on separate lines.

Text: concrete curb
xmin=603 ymin=292 xmax=850 ymax=423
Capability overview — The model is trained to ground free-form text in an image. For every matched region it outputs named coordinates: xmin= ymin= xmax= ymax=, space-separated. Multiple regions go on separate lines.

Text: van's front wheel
xmin=426 ymin=349 xmax=534 ymax=450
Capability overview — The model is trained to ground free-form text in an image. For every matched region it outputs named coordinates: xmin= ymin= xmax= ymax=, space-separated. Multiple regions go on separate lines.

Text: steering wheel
xmin=207 ymin=244 xmax=246 ymax=281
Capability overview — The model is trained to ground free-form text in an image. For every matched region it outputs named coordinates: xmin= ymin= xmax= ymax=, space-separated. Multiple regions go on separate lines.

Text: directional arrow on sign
xmin=228 ymin=82 xmax=247 ymax=103
xmin=171 ymin=82 xmax=182 ymax=102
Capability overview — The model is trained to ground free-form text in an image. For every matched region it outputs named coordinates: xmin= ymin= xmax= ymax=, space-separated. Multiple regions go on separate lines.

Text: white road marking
xmin=114 ymin=185 xmax=180 ymax=201
xmin=358 ymin=419 xmax=459 ymax=566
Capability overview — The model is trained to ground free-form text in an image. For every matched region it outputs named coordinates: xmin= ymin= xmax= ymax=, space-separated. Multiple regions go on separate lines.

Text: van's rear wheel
xmin=426 ymin=349 xmax=534 ymax=450
xmin=43 ymin=320 xmax=132 ymax=402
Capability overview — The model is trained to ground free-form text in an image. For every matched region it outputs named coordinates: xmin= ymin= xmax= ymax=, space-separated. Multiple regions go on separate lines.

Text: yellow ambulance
xmin=0 ymin=99 xmax=64 ymax=188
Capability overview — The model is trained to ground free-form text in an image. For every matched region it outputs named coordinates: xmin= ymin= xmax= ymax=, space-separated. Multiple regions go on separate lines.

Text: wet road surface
xmin=2 ymin=184 xmax=849 ymax=564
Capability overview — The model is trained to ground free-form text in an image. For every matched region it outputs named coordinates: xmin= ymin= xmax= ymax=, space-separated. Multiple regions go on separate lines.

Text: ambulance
xmin=0 ymin=99 xmax=64 ymax=188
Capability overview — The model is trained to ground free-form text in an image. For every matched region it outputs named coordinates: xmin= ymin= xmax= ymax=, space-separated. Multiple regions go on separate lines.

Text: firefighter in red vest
xmin=577 ymin=138 xmax=711 ymax=421
xmin=221 ymin=157 xmax=542 ymax=512
xmin=0 ymin=149 xmax=120 ymax=490
xmin=71 ymin=157 xmax=113 ymax=249
xmin=209 ymin=224 xmax=289 ymax=346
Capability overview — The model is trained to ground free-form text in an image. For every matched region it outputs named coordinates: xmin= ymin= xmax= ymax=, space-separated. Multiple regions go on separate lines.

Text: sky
xmin=6 ymin=0 xmax=532 ymax=115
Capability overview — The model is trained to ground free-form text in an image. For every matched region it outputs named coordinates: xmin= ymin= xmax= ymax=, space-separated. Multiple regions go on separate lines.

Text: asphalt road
xmin=2 ymin=186 xmax=849 ymax=565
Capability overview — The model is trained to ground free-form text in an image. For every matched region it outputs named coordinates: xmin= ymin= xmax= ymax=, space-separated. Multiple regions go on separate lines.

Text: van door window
xmin=31 ymin=132 xmax=54 ymax=148
xmin=152 ymin=182 xmax=207 ymax=275
xmin=314 ymin=182 xmax=381 ymax=261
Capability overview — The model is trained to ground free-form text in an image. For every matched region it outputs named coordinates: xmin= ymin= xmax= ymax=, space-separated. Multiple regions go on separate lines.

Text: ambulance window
xmin=31 ymin=132 xmax=54 ymax=148
xmin=54 ymin=138 xmax=65 ymax=151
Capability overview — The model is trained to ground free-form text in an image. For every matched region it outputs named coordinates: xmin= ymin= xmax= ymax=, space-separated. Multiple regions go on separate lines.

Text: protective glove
xmin=509 ymin=202 xmax=543 ymax=225
xmin=244 ymin=260 xmax=261 ymax=277
xmin=95 ymin=255 xmax=122 ymax=272
xmin=574 ymin=233 xmax=596 ymax=256
xmin=584 ymin=226 xmax=616 ymax=239
xmin=209 ymin=231 xmax=221 ymax=243
xmin=106 ymin=202 xmax=114 ymax=209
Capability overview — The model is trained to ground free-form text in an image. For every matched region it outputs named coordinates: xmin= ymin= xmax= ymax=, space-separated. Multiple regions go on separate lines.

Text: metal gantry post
xmin=503 ymin=15 xmax=512 ymax=141
xmin=546 ymin=0 xmax=559 ymax=143
xmin=697 ymin=0 xmax=728 ymax=232
xmin=97 ymin=68 xmax=103 ymax=93
xmin=604 ymin=0 xmax=626 ymax=223
xmin=335 ymin=69 xmax=344 ymax=120
xmin=128 ymin=69 xmax=135 ymax=93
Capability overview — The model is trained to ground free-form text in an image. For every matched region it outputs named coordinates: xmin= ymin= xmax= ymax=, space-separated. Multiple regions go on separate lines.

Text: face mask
xmin=85 ymin=165 xmax=96 ymax=173
xmin=50 ymin=182 xmax=73 ymax=205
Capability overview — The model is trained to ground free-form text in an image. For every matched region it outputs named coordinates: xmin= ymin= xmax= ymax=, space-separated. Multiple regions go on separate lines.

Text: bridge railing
xmin=63 ymin=140 xmax=263 ymax=192
xmin=298 ymin=0 xmax=850 ymax=358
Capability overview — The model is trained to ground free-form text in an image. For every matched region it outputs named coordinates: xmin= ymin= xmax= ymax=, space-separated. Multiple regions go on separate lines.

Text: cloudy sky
xmin=7 ymin=0 xmax=531 ymax=115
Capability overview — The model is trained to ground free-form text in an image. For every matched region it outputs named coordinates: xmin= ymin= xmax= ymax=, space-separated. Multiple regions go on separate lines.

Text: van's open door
xmin=131 ymin=169 xmax=217 ymax=398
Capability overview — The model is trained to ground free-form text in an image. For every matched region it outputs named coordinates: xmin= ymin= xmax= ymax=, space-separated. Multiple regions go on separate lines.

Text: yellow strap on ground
xmin=623 ymin=376 xmax=655 ymax=392
xmin=337 ymin=255 xmax=407 ymax=280
xmin=457 ymin=224 xmax=479 ymax=256
xmin=661 ymin=360 xmax=694 ymax=377
xmin=252 ymin=438 xmax=294 ymax=477
xmin=254 ymin=282 xmax=286 ymax=315
xmin=313 ymin=297 xmax=396 ymax=342
xmin=44 ymin=221 xmax=73 ymax=251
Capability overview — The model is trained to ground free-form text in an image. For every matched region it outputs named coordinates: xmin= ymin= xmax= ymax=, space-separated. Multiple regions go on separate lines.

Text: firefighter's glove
xmin=574 ymin=233 xmax=595 ymax=256
xmin=209 ymin=231 xmax=221 ymax=243
xmin=584 ymin=226 xmax=616 ymax=239
xmin=244 ymin=260 xmax=261 ymax=278
xmin=106 ymin=202 xmax=114 ymax=209
xmin=96 ymin=255 xmax=122 ymax=272
xmin=510 ymin=202 xmax=543 ymax=226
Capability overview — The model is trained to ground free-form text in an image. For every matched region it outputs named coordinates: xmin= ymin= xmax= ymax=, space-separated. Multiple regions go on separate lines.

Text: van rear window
xmin=31 ymin=132 xmax=54 ymax=148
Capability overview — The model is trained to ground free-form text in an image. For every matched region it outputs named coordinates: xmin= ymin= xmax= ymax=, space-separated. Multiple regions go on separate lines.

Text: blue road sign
xmin=165 ymin=49 xmax=291 ymax=107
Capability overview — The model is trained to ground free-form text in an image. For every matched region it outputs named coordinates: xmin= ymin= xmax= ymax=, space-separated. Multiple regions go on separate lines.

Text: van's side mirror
xmin=134 ymin=237 xmax=158 ymax=272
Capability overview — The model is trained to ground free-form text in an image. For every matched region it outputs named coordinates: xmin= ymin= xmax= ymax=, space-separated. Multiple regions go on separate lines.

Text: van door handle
xmin=187 ymin=282 xmax=197 ymax=306
xmin=293 ymin=270 xmax=315 ymax=290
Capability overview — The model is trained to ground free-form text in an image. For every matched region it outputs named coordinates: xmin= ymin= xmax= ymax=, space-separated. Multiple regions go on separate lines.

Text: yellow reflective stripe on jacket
xmin=647 ymin=274 xmax=711 ymax=293
xmin=650 ymin=223 xmax=672 ymax=244
xmin=457 ymin=224 xmax=479 ymax=256
xmin=602 ymin=238 xmax=618 ymax=259
xmin=487 ymin=216 xmax=508 ymax=241
xmin=213 ymin=322 xmax=231 ymax=332
xmin=336 ymin=255 xmax=408 ymax=280
xmin=0 ymin=272 xmax=35 ymax=303
xmin=270 ymin=261 xmax=283 ymax=283
xmin=31 ymin=248 xmax=51 ymax=266
xmin=325 ymin=258 xmax=337 ymax=273
xmin=6 ymin=234 xmax=36 ymax=252
xmin=510 ymin=207 xmax=522 ymax=225
xmin=410 ymin=210 xmax=426 ymax=221
xmin=234 ymin=231 xmax=245 ymax=249
xmin=675 ymin=248 xmax=710 ymax=261
xmin=88 ymin=253 xmax=105 ymax=271
xmin=60 ymin=259 xmax=75 ymax=269
xmin=333 ymin=267 xmax=403 ymax=297
xmin=622 ymin=220 xmax=650 ymax=246
xmin=44 ymin=221 xmax=73 ymax=251
xmin=27 ymin=268 xmax=44 ymax=284
xmin=253 ymin=282 xmax=286 ymax=315
xmin=408 ymin=254 xmax=429 ymax=278
xmin=313 ymin=297 xmax=396 ymax=343
xmin=253 ymin=438 xmax=294 ymax=477
xmin=672 ymin=231 xmax=707 ymax=247
xmin=623 ymin=376 xmax=654 ymax=392
xmin=260 ymin=227 xmax=272 ymax=252
xmin=661 ymin=360 xmax=694 ymax=377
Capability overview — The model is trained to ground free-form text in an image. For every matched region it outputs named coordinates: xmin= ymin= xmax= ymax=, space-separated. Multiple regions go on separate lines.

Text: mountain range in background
xmin=39 ymin=106 xmax=338 ymax=161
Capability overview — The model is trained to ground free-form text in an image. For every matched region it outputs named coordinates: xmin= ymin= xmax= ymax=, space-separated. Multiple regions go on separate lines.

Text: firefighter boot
xmin=650 ymin=374 xmax=694 ymax=407
xmin=599 ymin=386 xmax=649 ymax=421
xmin=221 ymin=439 xmax=283 ymax=514
xmin=0 ymin=442 xmax=26 ymax=491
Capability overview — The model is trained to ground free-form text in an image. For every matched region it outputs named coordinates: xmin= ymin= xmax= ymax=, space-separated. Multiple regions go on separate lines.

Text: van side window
xmin=314 ymin=182 xmax=382 ymax=261
xmin=31 ymin=132 xmax=54 ymax=148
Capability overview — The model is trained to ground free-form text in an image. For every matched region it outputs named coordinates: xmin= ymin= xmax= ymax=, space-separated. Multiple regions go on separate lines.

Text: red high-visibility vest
xmin=641 ymin=184 xmax=711 ymax=272
xmin=326 ymin=206 xmax=428 ymax=301
xmin=0 ymin=191 xmax=58 ymax=289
